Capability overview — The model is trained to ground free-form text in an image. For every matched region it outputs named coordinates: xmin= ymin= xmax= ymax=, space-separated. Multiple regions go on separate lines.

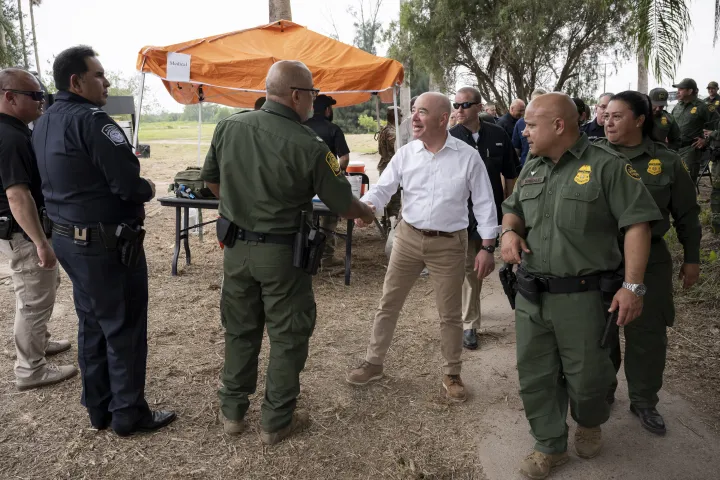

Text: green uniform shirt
xmin=201 ymin=100 xmax=353 ymax=235
xmin=652 ymin=111 xmax=681 ymax=151
xmin=672 ymin=97 xmax=719 ymax=145
xmin=597 ymin=138 xmax=701 ymax=263
xmin=502 ymin=134 xmax=662 ymax=277
xmin=705 ymin=95 xmax=720 ymax=114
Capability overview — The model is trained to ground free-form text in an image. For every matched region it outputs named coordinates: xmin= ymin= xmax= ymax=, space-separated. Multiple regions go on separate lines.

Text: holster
xmin=216 ymin=216 xmax=238 ymax=248
xmin=498 ymin=264 xmax=518 ymax=309
xmin=40 ymin=208 xmax=53 ymax=238
xmin=303 ymin=228 xmax=326 ymax=275
xmin=516 ymin=267 xmax=543 ymax=305
xmin=115 ymin=224 xmax=145 ymax=267
xmin=0 ymin=216 xmax=14 ymax=240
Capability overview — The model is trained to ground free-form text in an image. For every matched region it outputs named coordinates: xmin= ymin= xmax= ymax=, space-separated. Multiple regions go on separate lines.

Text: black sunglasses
xmin=453 ymin=101 xmax=480 ymax=110
xmin=290 ymin=86 xmax=320 ymax=98
xmin=2 ymin=89 xmax=45 ymax=102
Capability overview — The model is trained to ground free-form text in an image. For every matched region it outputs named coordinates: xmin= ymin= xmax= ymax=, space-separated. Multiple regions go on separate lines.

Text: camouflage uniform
xmin=377 ymin=124 xmax=401 ymax=219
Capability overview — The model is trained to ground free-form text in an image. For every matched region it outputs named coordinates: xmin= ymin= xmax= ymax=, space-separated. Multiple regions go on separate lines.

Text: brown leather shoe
xmin=519 ymin=450 xmax=569 ymax=479
xmin=346 ymin=361 xmax=383 ymax=385
xmin=442 ymin=374 xmax=467 ymax=403
xmin=261 ymin=409 xmax=310 ymax=445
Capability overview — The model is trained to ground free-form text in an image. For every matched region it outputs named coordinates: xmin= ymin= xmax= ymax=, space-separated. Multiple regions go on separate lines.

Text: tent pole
xmin=393 ymin=86 xmax=400 ymax=151
xmin=197 ymin=103 xmax=204 ymax=242
xmin=132 ymin=72 xmax=146 ymax=152
xmin=375 ymin=94 xmax=381 ymax=131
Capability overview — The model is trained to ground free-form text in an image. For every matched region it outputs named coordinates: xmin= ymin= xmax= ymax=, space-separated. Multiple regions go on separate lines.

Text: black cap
xmin=672 ymin=78 xmax=698 ymax=90
xmin=648 ymin=88 xmax=668 ymax=107
xmin=708 ymin=81 xmax=719 ymax=89
xmin=313 ymin=94 xmax=336 ymax=112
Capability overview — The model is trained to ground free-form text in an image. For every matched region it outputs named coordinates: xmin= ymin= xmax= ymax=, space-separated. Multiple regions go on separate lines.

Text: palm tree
xmin=16 ymin=0 xmax=27 ymax=68
xmin=269 ymin=0 xmax=291 ymax=22
xmin=29 ymin=0 xmax=39 ymax=74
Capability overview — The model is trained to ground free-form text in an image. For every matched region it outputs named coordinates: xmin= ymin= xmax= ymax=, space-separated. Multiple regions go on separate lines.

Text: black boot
xmin=114 ymin=410 xmax=177 ymax=437
xmin=463 ymin=329 xmax=478 ymax=350
xmin=630 ymin=405 xmax=666 ymax=435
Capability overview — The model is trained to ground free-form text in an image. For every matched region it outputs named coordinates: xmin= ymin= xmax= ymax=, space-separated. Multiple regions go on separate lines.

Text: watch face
xmin=484 ymin=245 xmax=496 ymax=253
xmin=636 ymin=284 xmax=647 ymax=296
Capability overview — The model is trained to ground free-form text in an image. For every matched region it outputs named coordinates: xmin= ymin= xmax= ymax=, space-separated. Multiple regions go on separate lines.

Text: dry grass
xmin=0 ymin=143 xmax=486 ymax=479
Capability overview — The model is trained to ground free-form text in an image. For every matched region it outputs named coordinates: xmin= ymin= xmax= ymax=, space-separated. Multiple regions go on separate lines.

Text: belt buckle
xmin=237 ymin=229 xmax=245 ymax=241
xmin=256 ymin=233 xmax=265 ymax=243
xmin=536 ymin=276 xmax=549 ymax=291
xmin=73 ymin=226 xmax=89 ymax=246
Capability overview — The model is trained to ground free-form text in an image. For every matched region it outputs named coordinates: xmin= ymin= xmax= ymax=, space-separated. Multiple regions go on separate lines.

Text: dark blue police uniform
xmin=32 ymin=91 xmax=154 ymax=433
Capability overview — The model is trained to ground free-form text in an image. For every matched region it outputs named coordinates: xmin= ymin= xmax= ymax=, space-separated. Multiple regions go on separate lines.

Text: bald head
xmin=0 ymin=68 xmax=39 ymax=91
xmin=265 ymin=60 xmax=315 ymax=121
xmin=509 ymin=98 xmax=526 ymax=119
xmin=0 ymin=68 xmax=43 ymax=124
xmin=523 ymin=93 xmax=580 ymax=161
xmin=412 ymin=92 xmax=453 ymax=148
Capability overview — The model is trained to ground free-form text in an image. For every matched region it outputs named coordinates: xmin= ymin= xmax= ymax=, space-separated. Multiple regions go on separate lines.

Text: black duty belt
xmin=235 ymin=229 xmax=295 ymax=246
xmin=517 ymin=267 xmax=605 ymax=294
xmin=52 ymin=223 xmax=117 ymax=245
xmin=409 ymin=224 xmax=454 ymax=238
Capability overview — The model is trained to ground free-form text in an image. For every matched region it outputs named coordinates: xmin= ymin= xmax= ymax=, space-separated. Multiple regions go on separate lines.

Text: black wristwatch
xmin=480 ymin=245 xmax=495 ymax=254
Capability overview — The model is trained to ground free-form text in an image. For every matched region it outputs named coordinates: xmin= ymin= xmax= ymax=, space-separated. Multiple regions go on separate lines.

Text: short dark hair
xmin=610 ymin=90 xmax=656 ymax=141
xmin=53 ymin=45 xmax=98 ymax=91
xmin=572 ymin=97 xmax=587 ymax=116
xmin=254 ymin=96 xmax=266 ymax=110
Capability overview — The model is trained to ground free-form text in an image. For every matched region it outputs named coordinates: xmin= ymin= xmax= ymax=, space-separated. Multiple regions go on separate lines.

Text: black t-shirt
xmin=450 ymin=122 xmax=520 ymax=239
xmin=304 ymin=114 xmax=350 ymax=158
xmin=0 ymin=113 xmax=44 ymax=218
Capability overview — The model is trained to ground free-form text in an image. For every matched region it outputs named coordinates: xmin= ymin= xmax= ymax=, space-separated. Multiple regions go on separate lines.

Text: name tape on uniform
xmin=521 ymin=176 xmax=545 ymax=186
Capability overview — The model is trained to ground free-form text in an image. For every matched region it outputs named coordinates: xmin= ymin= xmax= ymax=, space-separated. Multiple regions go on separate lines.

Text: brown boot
xmin=346 ymin=361 xmax=383 ymax=385
xmin=442 ymin=374 xmax=467 ymax=403
xmin=261 ymin=409 xmax=310 ymax=445
xmin=574 ymin=426 xmax=602 ymax=459
xmin=218 ymin=409 xmax=246 ymax=435
xmin=519 ymin=450 xmax=569 ymax=479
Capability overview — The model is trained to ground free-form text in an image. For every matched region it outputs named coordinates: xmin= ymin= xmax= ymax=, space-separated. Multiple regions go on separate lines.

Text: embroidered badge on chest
xmin=661 ymin=116 xmax=668 ymax=125
xmin=647 ymin=159 xmax=662 ymax=176
xmin=574 ymin=165 xmax=591 ymax=185
xmin=710 ymin=105 xmax=717 ymax=113
xmin=691 ymin=106 xmax=697 ymax=114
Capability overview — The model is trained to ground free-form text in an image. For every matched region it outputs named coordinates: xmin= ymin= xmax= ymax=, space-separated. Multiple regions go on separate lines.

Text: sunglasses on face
xmin=453 ymin=101 xmax=480 ymax=110
xmin=290 ymin=86 xmax=320 ymax=99
xmin=2 ymin=89 xmax=45 ymax=102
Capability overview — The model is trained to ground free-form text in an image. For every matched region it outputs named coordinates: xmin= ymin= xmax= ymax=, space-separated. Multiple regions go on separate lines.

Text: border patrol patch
xmin=661 ymin=116 xmax=668 ymax=125
xmin=690 ymin=106 xmax=697 ymax=114
xmin=625 ymin=164 xmax=641 ymax=180
xmin=101 ymin=124 xmax=127 ymax=146
xmin=325 ymin=151 xmax=341 ymax=176
xmin=682 ymin=159 xmax=690 ymax=172
xmin=710 ymin=104 xmax=717 ymax=113
xmin=647 ymin=159 xmax=662 ymax=175
xmin=574 ymin=165 xmax=591 ymax=185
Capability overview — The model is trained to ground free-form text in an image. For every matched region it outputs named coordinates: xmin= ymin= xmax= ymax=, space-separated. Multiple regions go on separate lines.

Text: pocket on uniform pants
xmin=291 ymin=303 xmax=317 ymax=337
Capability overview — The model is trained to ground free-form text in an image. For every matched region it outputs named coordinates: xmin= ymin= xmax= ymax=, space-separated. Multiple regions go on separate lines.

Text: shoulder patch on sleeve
xmin=625 ymin=163 xmax=641 ymax=180
xmin=325 ymin=151 xmax=341 ymax=176
xmin=101 ymin=124 xmax=127 ymax=146
xmin=681 ymin=159 xmax=690 ymax=172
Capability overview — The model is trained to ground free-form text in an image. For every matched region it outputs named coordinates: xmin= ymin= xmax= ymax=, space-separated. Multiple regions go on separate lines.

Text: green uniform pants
xmin=219 ymin=240 xmax=316 ymax=433
xmin=678 ymin=145 xmax=702 ymax=184
xmin=609 ymin=241 xmax=674 ymax=408
xmin=710 ymin=158 xmax=720 ymax=233
xmin=516 ymin=290 xmax=614 ymax=454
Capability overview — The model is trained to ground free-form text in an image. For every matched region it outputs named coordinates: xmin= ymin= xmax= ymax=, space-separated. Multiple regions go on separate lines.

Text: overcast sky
xmin=29 ymin=0 xmax=720 ymax=111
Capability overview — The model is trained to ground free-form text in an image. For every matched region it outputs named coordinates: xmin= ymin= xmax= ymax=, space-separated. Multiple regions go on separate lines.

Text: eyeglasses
xmin=290 ymin=86 xmax=320 ymax=99
xmin=453 ymin=101 xmax=480 ymax=110
xmin=2 ymin=89 xmax=45 ymax=102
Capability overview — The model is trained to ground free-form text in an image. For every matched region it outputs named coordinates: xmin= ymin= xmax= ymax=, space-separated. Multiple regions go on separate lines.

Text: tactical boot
xmin=261 ymin=409 xmax=310 ymax=445
xmin=519 ymin=450 xmax=569 ymax=479
xmin=218 ymin=409 xmax=246 ymax=435
xmin=463 ymin=329 xmax=478 ymax=350
xmin=16 ymin=363 xmax=78 ymax=391
xmin=574 ymin=426 xmax=602 ymax=459
xmin=346 ymin=361 xmax=383 ymax=385
xmin=442 ymin=374 xmax=467 ymax=403
xmin=46 ymin=339 xmax=71 ymax=356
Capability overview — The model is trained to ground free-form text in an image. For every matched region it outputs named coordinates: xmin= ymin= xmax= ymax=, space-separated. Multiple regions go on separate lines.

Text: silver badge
xmin=101 ymin=124 xmax=127 ymax=146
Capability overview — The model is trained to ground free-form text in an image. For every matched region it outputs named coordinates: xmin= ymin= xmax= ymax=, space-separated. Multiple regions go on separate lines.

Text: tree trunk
xmin=399 ymin=0 xmax=411 ymax=116
xmin=428 ymin=73 xmax=440 ymax=92
xmin=0 ymin=0 xmax=7 ymax=68
xmin=269 ymin=0 xmax=292 ymax=22
xmin=29 ymin=0 xmax=39 ymax=75
xmin=637 ymin=51 xmax=648 ymax=94
xmin=17 ymin=0 xmax=27 ymax=68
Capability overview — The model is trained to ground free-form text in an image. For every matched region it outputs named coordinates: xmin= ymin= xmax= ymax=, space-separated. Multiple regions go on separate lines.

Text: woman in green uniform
xmin=599 ymin=90 xmax=701 ymax=435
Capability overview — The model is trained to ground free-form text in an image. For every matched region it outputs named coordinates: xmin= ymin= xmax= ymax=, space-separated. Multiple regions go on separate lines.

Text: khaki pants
xmin=365 ymin=220 xmax=467 ymax=375
xmin=462 ymin=239 xmax=483 ymax=330
xmin=0 ymin=234 xmax=60 ymax=379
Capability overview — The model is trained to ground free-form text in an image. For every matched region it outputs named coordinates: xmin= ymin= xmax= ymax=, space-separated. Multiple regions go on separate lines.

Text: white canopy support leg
xmin=132 ymin=72 xmax=146 ymax=152
xmin=375 ymin=94 xmax=381 ymax=131
xmin=393 ymin=86 xmax=400 ymax=151
xmin=197 ymin=103 xmax=204 ymax=242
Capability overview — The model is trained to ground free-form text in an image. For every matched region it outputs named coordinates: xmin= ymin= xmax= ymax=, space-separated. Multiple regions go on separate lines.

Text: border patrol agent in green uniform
xmin=599 ymin=91 xmax=701 ymax=436
xmin=649 ymin=88 xmax=681 ymax=151
xmin=201 ymin=61 xmax=375 ymax=445
xmin=704 ymin=82 xmax=720 ymax=233
xmin=500 ymin=93 xmax=661 ymax=480
xmin=671 ymin=78 xmax=720 ymax=181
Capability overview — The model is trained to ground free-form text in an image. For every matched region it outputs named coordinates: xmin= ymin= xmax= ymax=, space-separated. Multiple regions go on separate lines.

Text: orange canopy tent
xmin=135 ymin=20 xmax=404 ymax=110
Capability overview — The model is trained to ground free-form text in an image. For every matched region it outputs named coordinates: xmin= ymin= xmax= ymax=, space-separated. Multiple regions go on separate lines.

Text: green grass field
xmin=139 ymin=121 xmax=378 ymax=153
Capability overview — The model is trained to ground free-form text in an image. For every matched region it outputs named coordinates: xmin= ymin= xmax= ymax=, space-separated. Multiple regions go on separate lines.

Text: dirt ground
xmin=0 ymin=140 xmax=718 ymax=479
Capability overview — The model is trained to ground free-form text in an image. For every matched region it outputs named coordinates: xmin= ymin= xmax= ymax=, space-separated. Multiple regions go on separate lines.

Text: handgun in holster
xmin=292 ymin=211 xmax=326 ymax=275
xmin=115 ymin=224 xmax=145 ymax=267
xmin=39 ymin=208 xmax=53 ymax=238
xmin=498 ymin=263 xmax=518 ymax=309
xmin=599 ymin=270 xmax=624 ymax=348
xmin=216 ymin=216 xmax=238 ymax=248
xmin=0 ymin=215 xmax=14 ymax=240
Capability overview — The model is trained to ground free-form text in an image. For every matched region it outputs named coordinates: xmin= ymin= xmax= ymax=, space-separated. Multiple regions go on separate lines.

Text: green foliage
xmin=349 ymin=1 xmax=384 ymax=55
xmin=358 ymin=114 xmax=386 ymax=133
xmin=0 ymin=0 xmax=26 ymax=68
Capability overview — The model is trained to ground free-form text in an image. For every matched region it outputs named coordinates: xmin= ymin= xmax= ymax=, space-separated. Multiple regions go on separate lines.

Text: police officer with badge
xmin=202 ymin=60 xmax=374 ymax=445
xmin=501 ymin=93 xmax=661 ymax=479
xmin=649 ymin=87 xmax=681 ymax=151
xmin=706 ymin=81 xmax=720 ymax=110
xmin=704 ymin=82 xmax=720 ymax=233
xmin=32 ymin=46 xmax=176 ymax=436
xmin=599 ymin=91 xmax=701 ymax=435
xmin=671 ymin=78 xmax=720 ymax=181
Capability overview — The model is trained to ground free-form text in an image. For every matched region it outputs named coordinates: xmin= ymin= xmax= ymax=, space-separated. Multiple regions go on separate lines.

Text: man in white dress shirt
xmin=345 ymin=92 xmax=499 ymax=402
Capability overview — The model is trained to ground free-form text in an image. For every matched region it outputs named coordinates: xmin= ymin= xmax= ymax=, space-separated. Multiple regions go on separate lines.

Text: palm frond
xmin=714 ymin=0 xmax=720 ymax=46
xmin=634 ymin=0 xmax=691 ymax=82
